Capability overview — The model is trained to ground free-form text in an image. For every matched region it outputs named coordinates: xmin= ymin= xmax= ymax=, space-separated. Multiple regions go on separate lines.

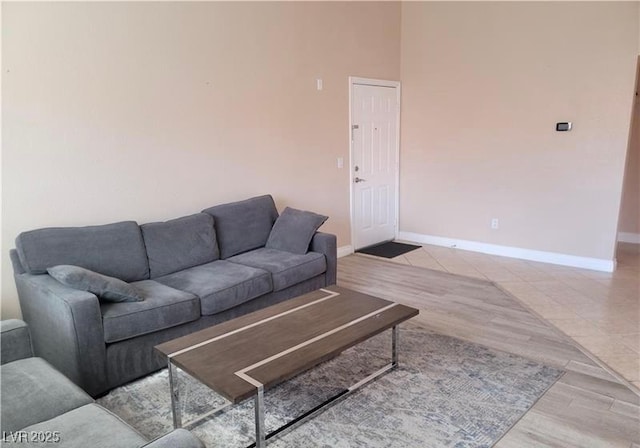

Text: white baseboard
xmin=397 ymin=231 xmax=616 ymax=273
xmin=618 ymin=232 xmax=640 ymax=244
xmin=337 ymin=245 xmax=354 ymax=258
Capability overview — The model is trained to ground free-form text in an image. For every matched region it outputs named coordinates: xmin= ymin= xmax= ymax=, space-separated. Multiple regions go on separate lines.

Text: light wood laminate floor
xmin=337 ymin=249 xmax=640 ymax=447
xmin=391 ymin=242 xmax=640 ymax=389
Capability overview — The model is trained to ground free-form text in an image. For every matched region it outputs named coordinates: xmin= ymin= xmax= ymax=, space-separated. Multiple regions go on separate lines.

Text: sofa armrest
xmin=1 ymin=319 xmax=33 ymax=365
xmin=310 ymin=232 xmax=337 ymax=285
xmin=14 ymin=273 xmax=108 ymax=396
xmin=144 ymin=429 xmax=204 ymax=448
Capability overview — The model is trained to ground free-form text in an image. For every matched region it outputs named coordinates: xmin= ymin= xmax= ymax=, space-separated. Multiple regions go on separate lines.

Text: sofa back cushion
xmin=141 ymin=213 xmax=219 ymax=278
xmin=202 ymin=195 xmax=279 ymax=259
xmin=15 ymin=221 xmax=149 ymax=282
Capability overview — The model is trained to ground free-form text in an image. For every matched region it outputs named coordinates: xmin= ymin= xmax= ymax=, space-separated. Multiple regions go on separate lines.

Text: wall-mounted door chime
xmin=556 ymin=122 xmax=572 ymax=132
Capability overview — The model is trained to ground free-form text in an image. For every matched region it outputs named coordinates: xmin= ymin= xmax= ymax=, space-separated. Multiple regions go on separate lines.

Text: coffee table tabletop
xmin=156 ymin=286 xmax=418 ymax=404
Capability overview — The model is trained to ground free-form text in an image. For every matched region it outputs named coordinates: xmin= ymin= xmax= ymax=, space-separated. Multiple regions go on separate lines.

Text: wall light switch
xmin=337 ymin=157 xmax=344 ymax=169
xmin=316 ymin=79 xmax=323 ymax=91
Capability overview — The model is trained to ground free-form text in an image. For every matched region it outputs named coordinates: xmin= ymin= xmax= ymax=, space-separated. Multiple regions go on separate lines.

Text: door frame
xmin=348 ymin=76 xmax=401 ymax=251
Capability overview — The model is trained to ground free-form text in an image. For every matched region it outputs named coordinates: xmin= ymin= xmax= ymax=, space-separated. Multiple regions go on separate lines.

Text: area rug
xmin=98 ymin=326 xmax=563 ymax=448
xmin=356 ymin=241 xmax=421 ymax=258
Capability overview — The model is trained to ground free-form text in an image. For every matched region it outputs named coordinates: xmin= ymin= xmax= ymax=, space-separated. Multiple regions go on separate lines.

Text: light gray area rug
xmin=98 ymin=326 xmax=563 ymax=448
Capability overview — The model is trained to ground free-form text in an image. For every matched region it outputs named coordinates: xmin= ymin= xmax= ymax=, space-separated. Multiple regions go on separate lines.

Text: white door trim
xmin=348 ymin=76 xmax=401 ymax=250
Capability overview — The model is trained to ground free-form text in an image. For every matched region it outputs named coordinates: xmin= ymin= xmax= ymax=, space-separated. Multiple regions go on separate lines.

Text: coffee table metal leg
xmin=392 ymin=325 xmax=399 ymax=367
xmin=168 ymin=360 xmax=182 ymax=429
xmin=255 ymin=385 xmax=266 ymax=448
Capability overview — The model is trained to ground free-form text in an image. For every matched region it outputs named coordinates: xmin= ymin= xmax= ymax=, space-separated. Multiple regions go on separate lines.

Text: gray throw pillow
xmin=265 ymin=207 xmax=328 ymax=255
xmin=47 ymin=265 xmax=144 ymax=302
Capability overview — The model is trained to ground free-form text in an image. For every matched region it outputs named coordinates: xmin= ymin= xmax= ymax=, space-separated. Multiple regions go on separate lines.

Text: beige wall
xmin=400 ymin=2 xmax=638 ymax=261
xmin=1 ymin=2 xmax=401 ymax=318
xmin=619 ymin=82 xmax=640 ymax=236
xmin=3 ymin=2 xmax=637 ymax=318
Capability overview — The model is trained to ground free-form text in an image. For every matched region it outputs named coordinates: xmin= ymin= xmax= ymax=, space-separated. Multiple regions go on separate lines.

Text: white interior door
xmin=350 ymin=80 xmax=400 ymax=250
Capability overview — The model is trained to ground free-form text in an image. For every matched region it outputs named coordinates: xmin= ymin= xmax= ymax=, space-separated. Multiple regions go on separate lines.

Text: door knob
xmin=354 ymin=177 xmax=366 ymax=183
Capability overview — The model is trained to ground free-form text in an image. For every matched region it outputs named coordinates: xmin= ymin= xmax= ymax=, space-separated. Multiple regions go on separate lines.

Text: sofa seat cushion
xmin=0 ymin=357 xmax=93 ymax=433
xmin=156 ymin=260 xmax=272 ymax=316
xmin=228 ymin=248 xmax=326 ymax=292
xmin=14 ymin=404 xmax=146 ymax=448
xmin=101 ymin=280 xmax=200 ymax=343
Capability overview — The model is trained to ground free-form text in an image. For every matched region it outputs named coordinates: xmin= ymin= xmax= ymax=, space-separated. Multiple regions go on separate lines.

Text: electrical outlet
xmin=491 ymin=218 xmax=499 ymax=230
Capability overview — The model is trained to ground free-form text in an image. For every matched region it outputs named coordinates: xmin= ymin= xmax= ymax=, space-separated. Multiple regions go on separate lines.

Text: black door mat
xmin=356 ymin=241 xmax=421 ymax=258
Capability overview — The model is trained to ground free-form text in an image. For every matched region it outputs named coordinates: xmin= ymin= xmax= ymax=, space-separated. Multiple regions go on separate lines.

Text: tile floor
xmin=389 ymin=241 xmax=640 ymax=391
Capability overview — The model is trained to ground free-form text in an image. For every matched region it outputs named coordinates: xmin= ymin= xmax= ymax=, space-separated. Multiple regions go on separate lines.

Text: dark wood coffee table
xmin=155 ymin=286 xmax=418 ymax=447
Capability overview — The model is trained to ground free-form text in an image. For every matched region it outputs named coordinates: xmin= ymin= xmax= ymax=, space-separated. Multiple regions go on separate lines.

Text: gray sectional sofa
xmin=1 ymin=319 xmax=204 ymax=448
xmin=10 ymin=195 xmax=336 ymax=397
